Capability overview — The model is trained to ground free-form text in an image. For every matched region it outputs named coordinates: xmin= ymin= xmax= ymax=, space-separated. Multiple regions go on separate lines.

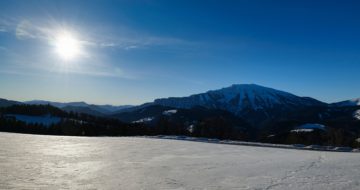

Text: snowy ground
xmin=1 ymin=132 xmax=360 ymax=190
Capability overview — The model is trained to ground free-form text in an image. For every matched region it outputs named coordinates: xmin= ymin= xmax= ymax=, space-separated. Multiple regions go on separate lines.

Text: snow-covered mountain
xmin=332 ymin=98 xmax=360 ymax=107
xmin=111 ymin=84 xmax=327 ymax=126
xmin=153 ymin=84 xmax=324 ymax=117
xmin=3 ymin=85 xmax=358 ymax=125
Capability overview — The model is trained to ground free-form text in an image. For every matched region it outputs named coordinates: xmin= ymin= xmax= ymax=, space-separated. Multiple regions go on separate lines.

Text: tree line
xmin=0 ymin=104 xmax=359 ymax=148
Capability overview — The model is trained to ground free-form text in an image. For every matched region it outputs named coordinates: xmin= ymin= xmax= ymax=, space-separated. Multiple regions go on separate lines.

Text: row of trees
xmin=1 ymin=104 xmax=359 ymax=148
xmin=0 ymin=105 xmax=253 ymax=141
xmin=260 ymin=120 xmax=360 ymax=148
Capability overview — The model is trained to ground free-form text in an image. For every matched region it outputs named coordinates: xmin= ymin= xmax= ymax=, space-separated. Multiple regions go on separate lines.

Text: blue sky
xmin=0 ymin=0 xmax=359 ymax=105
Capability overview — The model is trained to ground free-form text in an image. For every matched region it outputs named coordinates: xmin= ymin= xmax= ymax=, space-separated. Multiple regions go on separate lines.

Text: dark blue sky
xmin=0 ymin=0 xmax=359 ymax=104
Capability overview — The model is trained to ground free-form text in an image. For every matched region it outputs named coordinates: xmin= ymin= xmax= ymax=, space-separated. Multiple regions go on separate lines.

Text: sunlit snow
xmin=291 ymin=129 xmax=314 ymax=133
xmin=296 ymin=123 xmax=326 ymax=130
xmin=132 ymin=117 xmax=154 ymax=123
xmin=353 ymin=110 xmax=360 ymax=120
xmin=1 ymin=133 xmax=359 ymax=190
xmin=162 ymin=109 xmax=177 ymax=116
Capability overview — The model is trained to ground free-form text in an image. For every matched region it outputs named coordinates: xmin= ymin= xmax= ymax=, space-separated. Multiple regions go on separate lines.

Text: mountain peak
xmin=230 ymin=83 xmax=261 ymax=87
xmin=349 ymin=98 xmax=360 ymax=103
xmin=154 ymin=84 xmax=324 ymax=115
xmin=66 ymin=101 xmax=88 ymax=107
xmin=222 ymin=83 xmax=283 ymax=92
xmin=333 ymin=98 xmax=360 ymax=107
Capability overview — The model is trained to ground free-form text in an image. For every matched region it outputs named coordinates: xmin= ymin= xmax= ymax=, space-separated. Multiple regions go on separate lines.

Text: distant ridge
xmin=24 ymin=100 xmax=133 ymax=115
xmin=1 ymin=84 xmax=359 ymax=122
xmin=332 ymin=98 xmax=360 ymax=107
xmin=111 ymin=84 xmax=326 ymax=126
xmin=154 ymin=84 xmax=325 ymax=111
xmin=0 ymin=98 xmax=22 ymax=107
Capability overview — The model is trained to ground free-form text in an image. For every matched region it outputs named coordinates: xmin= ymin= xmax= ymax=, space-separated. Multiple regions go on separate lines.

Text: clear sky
xmin=0 ymin=0 xmax=359 ymax=105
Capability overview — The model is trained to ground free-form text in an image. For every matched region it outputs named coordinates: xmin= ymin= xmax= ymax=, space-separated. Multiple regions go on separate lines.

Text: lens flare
xmin=54 ymin=31 xmax=81 ymax=61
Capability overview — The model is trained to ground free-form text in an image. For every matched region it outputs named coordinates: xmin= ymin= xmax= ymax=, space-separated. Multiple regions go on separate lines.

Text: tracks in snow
xmin=265 ymin=154 xmax=326 ymax=190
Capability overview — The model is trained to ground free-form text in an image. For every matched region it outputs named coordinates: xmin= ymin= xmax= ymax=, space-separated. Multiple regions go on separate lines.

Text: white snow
xmin=162 ymin=109 xmax=177 ymax=116
xmin=1 ymin=132 xmax=359 ymax=190
xmin=353 ymin=110 xmax=360 ymax=120
xmin=291 ymin=129 xmax=314 ymax=133
xmin=132 ymin=117 xmax=154 ymax=123
xmin=187 ymin=124 xmax=195 ymax=133
xmin=350 ymin=98 xmax=360 ymax=105
xmin=296 ymin=123 xmax=326 ymax=130
xmin=4 ymin=114 xmax=61 ymax=126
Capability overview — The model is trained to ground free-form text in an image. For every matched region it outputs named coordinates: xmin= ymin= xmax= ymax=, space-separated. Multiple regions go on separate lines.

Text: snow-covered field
xmin=1 ymin=132 xmax=360 ymax=190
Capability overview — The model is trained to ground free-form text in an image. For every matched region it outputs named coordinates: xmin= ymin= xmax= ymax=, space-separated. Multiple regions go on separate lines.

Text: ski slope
xmin=0 ymin=132 xmax=359 ymax=190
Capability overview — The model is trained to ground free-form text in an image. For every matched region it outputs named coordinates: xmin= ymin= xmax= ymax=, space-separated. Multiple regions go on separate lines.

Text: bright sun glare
xmin=54 ymin=31 xmax=81 ymax=61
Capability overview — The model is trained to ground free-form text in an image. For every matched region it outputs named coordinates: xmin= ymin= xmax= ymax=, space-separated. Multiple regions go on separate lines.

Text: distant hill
xmin=117 ymin=84 xmax=326 ymax=127
xmin=0 ymin=98 xmax=22 ymax=107
xmin=61 ymin=105 xmax=105 ymax=116
xmin=332 ymin=98 xmax=360 ymax=107
xmin=24 ymin=100 xmax=133 ymax=115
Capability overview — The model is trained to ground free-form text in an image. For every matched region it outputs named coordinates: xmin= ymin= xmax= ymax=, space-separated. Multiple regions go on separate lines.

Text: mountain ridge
xmin=24 ymin=100 xmax=133 ymax=114
xmin=154 ymin=84 xmax=325 ymax=109
xmin=1 ymin=84 xmax=359 ymax=121
xmin=332 ymin=98 xmax=360 ymax=107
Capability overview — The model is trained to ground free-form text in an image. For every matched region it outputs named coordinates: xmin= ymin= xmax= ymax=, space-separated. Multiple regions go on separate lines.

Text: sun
xmin=54 ymin=31 xmax=81 ymax=61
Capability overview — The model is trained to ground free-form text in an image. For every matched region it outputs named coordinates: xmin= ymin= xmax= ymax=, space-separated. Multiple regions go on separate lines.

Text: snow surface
xmin=132 ymin=117 xmax=154 ymax=123
xmin=4 ymin=114 xmax=61 ymax=126
xmin=296 ymin=123 xmax=326 ymax=130
xmin=163 ymin=109 xmax=178 ymax=116
xmin=1 ymin=132 xmax=360 ymax=190
xmin=353 ymin=110 xmax=360 ymax=120
xmin=291 ymin=129 xmax=314 ymax=133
